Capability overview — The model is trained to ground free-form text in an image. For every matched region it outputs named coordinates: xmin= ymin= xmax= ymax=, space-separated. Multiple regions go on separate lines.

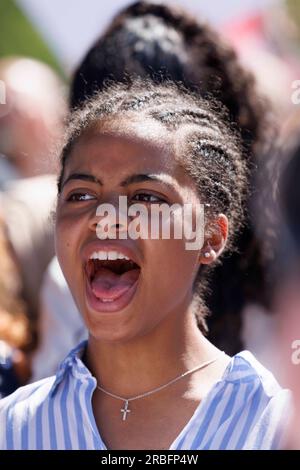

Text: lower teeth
xmin=101 ymin=298 xmax=114 ymax=303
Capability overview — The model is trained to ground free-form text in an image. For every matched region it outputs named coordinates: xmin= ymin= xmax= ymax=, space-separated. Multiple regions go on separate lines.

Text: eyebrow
xmin=61 ymin=172 xmax=176 ymax=191
xmin=61 ymin=173 xmax=102 ymax=189
xmin=120 ymin=173 xmax=174 ymax=189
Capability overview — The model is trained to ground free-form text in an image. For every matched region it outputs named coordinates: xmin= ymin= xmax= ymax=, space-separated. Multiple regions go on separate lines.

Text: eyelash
xmin=66 ymin=192 xmax=96 ymax=202
xmin=65 ymin=191 xmax=167 ymax=204
xmin=131 ymin=193 xmax=166 ymax=204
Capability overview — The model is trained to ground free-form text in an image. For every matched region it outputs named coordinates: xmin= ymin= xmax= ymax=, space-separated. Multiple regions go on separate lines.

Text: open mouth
xmin=85 ymin=250 xmax=141 ymax=312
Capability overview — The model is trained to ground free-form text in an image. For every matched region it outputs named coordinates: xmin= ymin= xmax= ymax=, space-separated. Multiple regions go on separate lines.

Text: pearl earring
xmin=203 ymin=241 xmax=213 ymax=259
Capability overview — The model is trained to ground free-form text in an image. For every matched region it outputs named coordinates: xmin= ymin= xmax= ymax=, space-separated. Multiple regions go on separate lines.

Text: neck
xmin=85 ymin=305 xmax=220 ymax=398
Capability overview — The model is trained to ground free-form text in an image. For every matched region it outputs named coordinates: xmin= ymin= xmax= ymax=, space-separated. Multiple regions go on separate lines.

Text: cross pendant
xmin=121 ymin=400 xmax=131 ymax=421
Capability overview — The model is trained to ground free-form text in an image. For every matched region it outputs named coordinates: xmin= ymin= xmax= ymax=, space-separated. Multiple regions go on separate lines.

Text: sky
xmin=16 ymin=0 xmax=279 ymax=72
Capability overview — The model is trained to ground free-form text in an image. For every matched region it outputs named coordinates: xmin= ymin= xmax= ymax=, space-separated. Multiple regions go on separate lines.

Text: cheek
xmin=144 ymin=238 xmax=199 ymax=296
xmin=54 ymin=210 xmax=81 ymax=278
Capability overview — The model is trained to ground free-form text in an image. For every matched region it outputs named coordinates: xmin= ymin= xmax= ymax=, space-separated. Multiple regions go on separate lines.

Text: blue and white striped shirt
xmin=0 ymin=342 xmax=291 ymax=450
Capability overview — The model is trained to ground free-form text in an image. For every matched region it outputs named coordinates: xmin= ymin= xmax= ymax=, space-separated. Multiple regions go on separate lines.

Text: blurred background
xmin=0 ymin=0 xmax=300 ymax=448
xmin=1 ymin=0 xmax=300 ymax=123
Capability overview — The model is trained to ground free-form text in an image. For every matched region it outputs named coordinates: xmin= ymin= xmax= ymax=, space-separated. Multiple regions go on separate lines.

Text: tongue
xmin=91 ymin=268 xmax=140 ymax=301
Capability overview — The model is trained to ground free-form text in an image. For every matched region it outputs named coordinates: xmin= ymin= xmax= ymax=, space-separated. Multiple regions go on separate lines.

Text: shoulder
xmin=0 ymin=375 xmax=56 ymax=415
xmin=0 ymin=341 xmax=89 ymax=449
xmin=223 ymin=351 xmax=292 ymax=449
xmin=227 ymin=350 xmax=289 ymax=396
xmin=0 ymin=376 xmax=55 ymax=449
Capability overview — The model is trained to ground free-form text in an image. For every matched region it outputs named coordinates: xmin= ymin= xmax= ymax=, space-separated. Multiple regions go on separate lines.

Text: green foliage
xmin=286 ymin=0 xmax=300 ymax=36
xmin=0 ymin=0 xmax=63 ymax=76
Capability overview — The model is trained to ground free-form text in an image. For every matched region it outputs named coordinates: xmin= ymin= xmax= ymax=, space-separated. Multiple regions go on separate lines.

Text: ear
xmin=199 ymin=214 xmax=228 ymax=265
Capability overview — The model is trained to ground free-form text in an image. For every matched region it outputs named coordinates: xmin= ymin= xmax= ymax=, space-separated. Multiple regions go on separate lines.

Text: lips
xmin=83 ymin=244 xmax=141 ymax=313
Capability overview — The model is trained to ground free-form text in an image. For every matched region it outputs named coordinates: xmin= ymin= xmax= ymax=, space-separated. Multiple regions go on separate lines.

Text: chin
xmin=81 ymin=290 xmax=144 ymax=343
xmin=86 ymin=317 xmax=143 ymax=344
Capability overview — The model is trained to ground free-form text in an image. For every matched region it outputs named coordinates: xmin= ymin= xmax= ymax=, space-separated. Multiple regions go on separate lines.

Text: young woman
xmin=0 ymin=81 xmax=289 ymax=450
xmin=34 ymin=2 xmax=272 ymax=381
xmin=70 ymin=1 xmax=271 ymax=354
xmin=0 ymin=214 xmax=31 ymax=397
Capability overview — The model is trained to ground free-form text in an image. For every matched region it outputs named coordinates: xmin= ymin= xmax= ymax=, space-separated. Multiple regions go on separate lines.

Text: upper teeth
xmin=89 ymin=251 xmax=130 ymax=261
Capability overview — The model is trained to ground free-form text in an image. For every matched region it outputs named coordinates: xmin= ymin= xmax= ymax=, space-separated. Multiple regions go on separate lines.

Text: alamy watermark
xmin=95 ymin=196 xmax=205 ymax=250
xmin=291 ymin=339 xmax=300 ymax=365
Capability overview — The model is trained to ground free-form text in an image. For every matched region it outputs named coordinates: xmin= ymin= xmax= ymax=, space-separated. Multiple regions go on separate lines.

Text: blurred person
xmin=0 ymin=212 xmax=31 ymax=397
xmin=0 ymin=57 xmax=66 ymax=377
xmin=275 ymin=279 xmax=300 ymax=450
xmin=0 ymin=57 xmax=66 ymax=185
xmin=272 ymin=132 xmax=300 ymax=449
xmin=251 ymin=111 xmax=300 ymax=447
xmin=0 ymin=175 xmax=57 ymax=354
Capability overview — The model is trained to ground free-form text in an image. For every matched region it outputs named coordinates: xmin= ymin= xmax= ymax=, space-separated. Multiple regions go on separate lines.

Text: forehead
xmin=66 ymin=116 xmax=184 ymax=178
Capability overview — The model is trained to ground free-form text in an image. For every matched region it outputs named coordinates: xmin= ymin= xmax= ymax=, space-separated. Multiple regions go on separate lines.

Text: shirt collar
xmin=49 ymin=345 xmax=262 ymax=396
xmin=50 ymin=340 xmax=89 ymax=396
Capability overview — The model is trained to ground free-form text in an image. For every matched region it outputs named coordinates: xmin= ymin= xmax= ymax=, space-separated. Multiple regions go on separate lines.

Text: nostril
xmin=90 ymin=220 xmax=98 ymax=230
xmin=111 ymin=222 xmax=127 ymax=231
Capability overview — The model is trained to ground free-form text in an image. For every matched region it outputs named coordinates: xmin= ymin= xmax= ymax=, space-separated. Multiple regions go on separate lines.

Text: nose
xmin=88 ymin=198 xmax=128 ymax=238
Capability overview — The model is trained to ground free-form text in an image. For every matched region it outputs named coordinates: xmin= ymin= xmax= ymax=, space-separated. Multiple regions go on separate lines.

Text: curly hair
xmin=59 ymin=80 xmax=248 ymax=331
xmin=69 ymin=1 xmax=273 ymax=353
xmin=70 ymin=1 xmax=268 ymax=158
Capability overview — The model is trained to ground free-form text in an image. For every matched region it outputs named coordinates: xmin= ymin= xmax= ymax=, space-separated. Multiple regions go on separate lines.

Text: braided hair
xmin=59 ymin=80 xmax=248 ymax=331
xmin=69 ymin=1 xmax=273 ymax=353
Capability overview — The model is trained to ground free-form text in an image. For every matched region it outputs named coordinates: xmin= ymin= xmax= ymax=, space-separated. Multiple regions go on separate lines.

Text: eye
xmin=131 ymin=193 xmax=166 ymax=204
xmin=66 ymin=192 xmax=96 ymax=202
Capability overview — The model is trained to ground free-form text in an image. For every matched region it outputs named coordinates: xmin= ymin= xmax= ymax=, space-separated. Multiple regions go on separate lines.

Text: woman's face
xmin=55 ymin=119 xmax=208 ymax=342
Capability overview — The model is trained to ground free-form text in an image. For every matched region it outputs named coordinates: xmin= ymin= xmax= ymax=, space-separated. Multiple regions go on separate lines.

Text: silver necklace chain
xmin=96 ymin=351 xmax=225 ymax=421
